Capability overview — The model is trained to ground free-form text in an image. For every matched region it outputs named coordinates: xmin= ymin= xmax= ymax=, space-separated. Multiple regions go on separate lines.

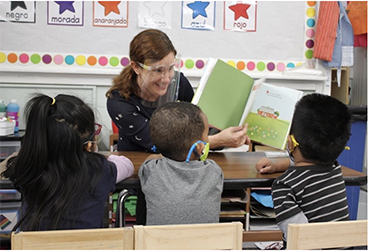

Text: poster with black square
xmin=0 ymin=1 xmax=36 ymax=23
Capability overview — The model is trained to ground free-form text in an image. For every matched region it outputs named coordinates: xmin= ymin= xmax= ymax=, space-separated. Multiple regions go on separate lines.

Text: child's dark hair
xmin=290 ymin=93 xmax=351 ymax=164
xmin=2 ymin=93 xmax=105 ymax=230
xmin=149 ymin=101 xmax=205 ymax=161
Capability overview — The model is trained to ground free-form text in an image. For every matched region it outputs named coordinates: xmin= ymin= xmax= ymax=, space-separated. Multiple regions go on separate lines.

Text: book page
xmin=239 ymin=77 xmax=265 ymax=126
xmin=245 ymin=83 xmax=303 ymax=149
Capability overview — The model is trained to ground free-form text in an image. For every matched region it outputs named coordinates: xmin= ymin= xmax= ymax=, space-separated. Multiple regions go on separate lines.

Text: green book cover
xmin=192 ymin=58 xmax=303 ymax=150
xmin=192 ymin=58 xmax=254 ymax=130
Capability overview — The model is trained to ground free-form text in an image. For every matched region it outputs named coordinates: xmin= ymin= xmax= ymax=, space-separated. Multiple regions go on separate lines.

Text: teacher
xmin=106 ymin=29 xmax=250 ymax=153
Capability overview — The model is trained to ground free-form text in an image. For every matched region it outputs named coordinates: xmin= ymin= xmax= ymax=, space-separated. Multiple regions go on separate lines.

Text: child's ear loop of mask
xmin=186 ymin=140 xmax=210 ymax=162
xmin=287 ymin=135 xmax=299 ymax=162
xmin=289 ymin=135 xmax=299 ymax=153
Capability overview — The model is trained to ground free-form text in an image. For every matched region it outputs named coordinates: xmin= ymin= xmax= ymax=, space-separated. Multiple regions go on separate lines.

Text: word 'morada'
xmin=50 ymin=15 xmax=81 ymax=24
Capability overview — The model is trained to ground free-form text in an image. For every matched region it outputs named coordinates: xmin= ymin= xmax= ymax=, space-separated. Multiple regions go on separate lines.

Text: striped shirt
xmin=272 ymin=162 xmax=349 ymax=224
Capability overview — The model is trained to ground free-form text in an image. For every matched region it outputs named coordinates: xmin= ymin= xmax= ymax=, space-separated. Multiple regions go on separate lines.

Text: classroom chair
xmin=11 ymin=227 xmax=134 ymax=250
xmin=286 ymin=220 xmax=368 ymax=250
xmin=133 ymin=221 xmax=243 ymax=250
xmin=115 ymin=189 xmax=134 ymax=227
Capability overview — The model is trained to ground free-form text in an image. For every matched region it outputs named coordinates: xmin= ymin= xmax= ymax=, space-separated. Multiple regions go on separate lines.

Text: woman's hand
xmin=209 ymin=125 xmax=250 ymax=149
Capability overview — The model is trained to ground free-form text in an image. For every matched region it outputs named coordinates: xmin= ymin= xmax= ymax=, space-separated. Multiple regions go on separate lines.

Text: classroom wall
xmin=0 ymin=1 xmax=327 ymax=151
xmin=1 ymin=1 xmax=307 ymax=61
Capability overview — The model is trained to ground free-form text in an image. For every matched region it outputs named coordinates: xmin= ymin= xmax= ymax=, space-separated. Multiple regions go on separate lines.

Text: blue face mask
xmin=186 ymin=140 xmax=210 ymax=162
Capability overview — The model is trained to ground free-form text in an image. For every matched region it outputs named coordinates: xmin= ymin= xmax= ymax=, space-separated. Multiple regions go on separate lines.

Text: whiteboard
xmin=0 ymin=1 xmax=306 ymax=62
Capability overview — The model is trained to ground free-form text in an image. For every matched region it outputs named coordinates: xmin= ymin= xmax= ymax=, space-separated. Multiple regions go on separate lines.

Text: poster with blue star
xmin=181 ymin=1 xmax=215 ymax=30
xmin=93 ymin=1 xmax=128 ymax=27
xmin=224 ymin=1 xmax=257 ymax=32
xmin=0 ymin=1 xmax=36 ymax=23
xmin=138 ymin=1 xmax=172 ymax=29
xmin=47 ymin=1 xmax=84 ymax=26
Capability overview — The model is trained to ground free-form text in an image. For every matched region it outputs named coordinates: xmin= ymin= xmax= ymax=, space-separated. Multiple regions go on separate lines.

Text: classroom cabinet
xmin=331 ymin=67 xmax=350 ymax=104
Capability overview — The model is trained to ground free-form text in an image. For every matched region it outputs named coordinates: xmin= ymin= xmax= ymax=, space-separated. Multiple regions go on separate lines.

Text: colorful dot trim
xmin=0 ymin=3 xmax=315 ymax=73
xmin=0 ymin=52 xmax=303 ymax=73
xmin=304 ymin=1 xmax=316 ymax=60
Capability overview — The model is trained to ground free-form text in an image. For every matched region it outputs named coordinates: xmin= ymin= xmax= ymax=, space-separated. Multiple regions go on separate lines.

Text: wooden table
xmin=107 ymin=151 xmax=367 ymax=190
xmin=105 ymin=151 xmax=367 ymax=242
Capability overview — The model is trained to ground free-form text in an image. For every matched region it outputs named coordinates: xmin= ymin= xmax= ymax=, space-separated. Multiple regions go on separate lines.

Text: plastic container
xmin=6 ymin=99 xmax=20 ymax=133
xmin=0 ymin=119 xmax=15 ymax=136
xmin=0 ymin=100 xmax=6 ymax=118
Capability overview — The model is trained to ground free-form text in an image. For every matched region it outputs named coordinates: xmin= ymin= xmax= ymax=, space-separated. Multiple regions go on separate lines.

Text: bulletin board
xmin=0 ymin=1 xmax=317 ymax=74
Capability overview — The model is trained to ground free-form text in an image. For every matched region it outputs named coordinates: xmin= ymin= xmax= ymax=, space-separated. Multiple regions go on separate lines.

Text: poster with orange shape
xmin=93 ymin=1 xmax=129 ymax=28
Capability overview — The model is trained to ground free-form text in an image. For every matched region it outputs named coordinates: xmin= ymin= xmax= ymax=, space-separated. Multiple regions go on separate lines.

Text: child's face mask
xmin=186 ymin=140 xmax=210 ymax=162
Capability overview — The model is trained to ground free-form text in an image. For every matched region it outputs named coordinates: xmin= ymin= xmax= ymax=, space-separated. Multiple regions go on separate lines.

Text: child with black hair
xmin=138 ymin=101 xmax=224 ymax=225
xmin=1 ymin=93 xmax=134 ymax=231
xmin=272 ymin=93 xmax=351 ymax=249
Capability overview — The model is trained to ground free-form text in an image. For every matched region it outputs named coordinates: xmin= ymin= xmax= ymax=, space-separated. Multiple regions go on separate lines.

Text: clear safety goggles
xmin=137 ymin=61 xmax=177 ymax=79
xmin=139 ymin=56 xmax=182 ymax=107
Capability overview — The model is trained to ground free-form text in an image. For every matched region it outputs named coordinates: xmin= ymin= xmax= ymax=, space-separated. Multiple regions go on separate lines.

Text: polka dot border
xmin=0 ymin=52 xmax=302 ymax=72
xmin=305 ymin=1 xmax=317 ymax=60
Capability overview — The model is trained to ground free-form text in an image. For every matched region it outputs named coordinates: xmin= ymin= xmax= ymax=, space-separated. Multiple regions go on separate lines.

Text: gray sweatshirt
xmin=138 ymin=157 xmax=224 ymax=225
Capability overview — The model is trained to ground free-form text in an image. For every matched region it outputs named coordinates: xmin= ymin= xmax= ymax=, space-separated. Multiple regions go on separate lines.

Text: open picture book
xmin=192 ymin=58 xmax=303 ymax=150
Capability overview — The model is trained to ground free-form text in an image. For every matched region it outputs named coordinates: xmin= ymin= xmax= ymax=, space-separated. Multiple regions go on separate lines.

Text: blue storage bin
xmin=337 ymin=105 xmax=367 ymax=220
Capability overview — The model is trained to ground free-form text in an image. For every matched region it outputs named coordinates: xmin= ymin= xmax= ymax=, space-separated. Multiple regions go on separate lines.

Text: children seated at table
xmin=1 ymin=93 xmax=134 ymax=230
xmin=272 ymin=93 xmax=351 ymax=249
xmin=138 ymin=101 xmax=224 ymax=225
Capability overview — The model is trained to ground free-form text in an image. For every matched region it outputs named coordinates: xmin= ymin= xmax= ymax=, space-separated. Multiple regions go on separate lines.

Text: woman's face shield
xmin=138 ymin=55 xmax=181 ymax=107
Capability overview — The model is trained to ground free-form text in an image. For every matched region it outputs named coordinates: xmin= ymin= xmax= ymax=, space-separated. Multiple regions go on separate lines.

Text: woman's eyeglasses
xmin=84 ymin=123 xmax=102 ymax=144
xmin=137 ymin=61 xmax=177 ymax=78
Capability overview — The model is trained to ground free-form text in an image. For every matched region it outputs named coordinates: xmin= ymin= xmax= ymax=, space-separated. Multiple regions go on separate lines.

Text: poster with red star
xmin=93 ymin=1 xmax=128 ymax=27
xmin=47 ymin=1 xmax=84 ymax=26
xmin=224 ymin=1 xmax=257 ymax=32
xmin=138 ymin=1 xmax=172 ymax=29
xmin=181 ymin=1 xmax=215 ymax=30
xmin=0 ymin=1 xmax=36 ymax=23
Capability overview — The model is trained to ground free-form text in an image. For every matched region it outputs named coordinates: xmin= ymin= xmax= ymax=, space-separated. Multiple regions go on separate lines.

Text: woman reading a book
xmin=105 ymin=29 xmax=250 ymax=153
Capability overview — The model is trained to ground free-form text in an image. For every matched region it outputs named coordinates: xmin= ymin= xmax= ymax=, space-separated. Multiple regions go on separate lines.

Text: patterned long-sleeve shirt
xmin=272 ymin=162 xmax=349 ymax=224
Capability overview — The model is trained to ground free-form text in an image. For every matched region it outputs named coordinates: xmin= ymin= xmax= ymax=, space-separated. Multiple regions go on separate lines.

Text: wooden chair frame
xmin=11 ymin=228 xmax=134 ymax=250
xmin=287 ymin=220 xmax=368 ymax=250
xmin=133 ymin=222 xmax=243 ymax=250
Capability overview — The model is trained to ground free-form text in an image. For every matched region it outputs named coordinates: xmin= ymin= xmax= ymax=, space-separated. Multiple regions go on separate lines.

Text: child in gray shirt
xmin=138 ymin=101 xmax=224 ymax=225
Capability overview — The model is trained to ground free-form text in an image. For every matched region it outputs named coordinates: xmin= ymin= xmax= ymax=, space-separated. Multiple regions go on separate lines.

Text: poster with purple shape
xmin=48 ymin=1 xmax=84 ymax=26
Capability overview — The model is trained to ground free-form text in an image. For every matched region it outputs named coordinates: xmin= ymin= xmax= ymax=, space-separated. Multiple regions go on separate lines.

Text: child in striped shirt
xmin=272 ymin=93 xmax=351 ymax=249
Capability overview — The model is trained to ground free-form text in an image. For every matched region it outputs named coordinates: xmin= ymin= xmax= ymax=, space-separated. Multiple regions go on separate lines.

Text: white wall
xmin=0 ymin=1 xmax=330 ymax=151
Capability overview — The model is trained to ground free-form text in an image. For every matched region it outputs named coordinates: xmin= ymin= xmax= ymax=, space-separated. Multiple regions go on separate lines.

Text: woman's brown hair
xmin=105 ymin=29 xmax=177 ymax=99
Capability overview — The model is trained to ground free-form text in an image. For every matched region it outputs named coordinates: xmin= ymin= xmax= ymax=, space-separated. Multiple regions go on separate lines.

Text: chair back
xmin=287 ymin=220 xmax=367 ymax=250
xmin=133 ymin=222 xmax=243 ymax=250
xmin=11 ymin=227 xmax=134 ymax=250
